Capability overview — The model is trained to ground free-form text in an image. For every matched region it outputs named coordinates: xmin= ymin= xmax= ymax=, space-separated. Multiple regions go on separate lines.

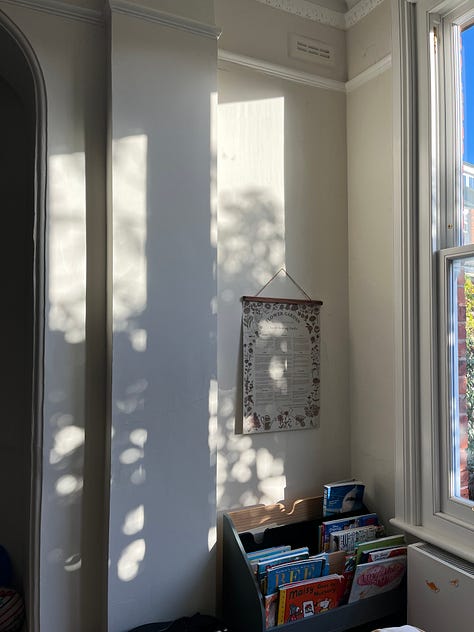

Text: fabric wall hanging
xmin=242 ymin=289 xmax=322 ymax=434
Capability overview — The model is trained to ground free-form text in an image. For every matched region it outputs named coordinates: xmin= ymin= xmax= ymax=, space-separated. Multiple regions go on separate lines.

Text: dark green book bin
xmin=222 ymin=496 xmax=406 ymax=632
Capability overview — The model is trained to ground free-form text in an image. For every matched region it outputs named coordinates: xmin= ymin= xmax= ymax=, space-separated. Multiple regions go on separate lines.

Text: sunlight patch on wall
xmin=218 ymin=96 xmax=285 ymax=287
xmin=50 ymin=425 xmax=85 ymax=464
xmin=120 ymin=448 xmax=143 ymax=465
xmin=113 ymin=134 xmax=148 ymax=334
xmin=217 ymin=95 xmax=287 ymax=509
xmin=56 ymin=474 xmax=83 ymax=496
xmin=48 ymin=152 xmax=86 ymax=343
xmin=117 ymin=538 xmax=145 ymax=582
xmin=130 ymin=428 xmax=147 ymax=448
xmin=210 ymin=91 xmax=218 ymax=250
xmin=122 ymin=505 xmax=144 ymax=536
xmin=208 ymin=526 xmax=217 ymax=551
xmin=209 ymin=378 xmax=218 ymax=460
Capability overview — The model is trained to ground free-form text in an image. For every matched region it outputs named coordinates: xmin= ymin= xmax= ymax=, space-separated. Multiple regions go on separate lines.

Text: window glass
xmin=449 ymin=255 xmax=474 ymax=503
xmin=461 ymin=25 xmax=474 ymax=245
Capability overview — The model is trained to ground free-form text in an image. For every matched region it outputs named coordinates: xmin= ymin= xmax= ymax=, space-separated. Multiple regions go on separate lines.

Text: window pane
xmin=461 ymin=25 xmax=474 ymax=245
xmin=449 ymin=257 xmax=474 ymax=502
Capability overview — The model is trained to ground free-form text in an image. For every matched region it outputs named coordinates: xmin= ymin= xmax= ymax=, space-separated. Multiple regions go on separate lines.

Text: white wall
xmin=215 ymin=0 xmax=347 ymax=82
xmin=0 ymin=0 xmax=400 ymax=629
xmin=346 ymin=0 xmax=395 ymax=527
xmin=107 ymin=5 xmax=218 ymax=630
xmin=216 ymin=0 xmax=350 ymax=513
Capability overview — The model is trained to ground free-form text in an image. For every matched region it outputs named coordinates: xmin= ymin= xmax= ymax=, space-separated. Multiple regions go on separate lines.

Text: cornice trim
xmin=345 ymin=54 xmax=392 ymax=92
xmin=109 ymin=0 xmax=222 ymax=39
xmin=255 ymin=0 xmax=387 ymax=30
xmin=218 ymin=49 xmax=346 ymax=92
xmin=345 ymin=0 xmax=386 ymax=28
xmin=255 ymin=0 xmax=345 ymax=29
xmin=0 ymin=0 xmax=103 ymax=25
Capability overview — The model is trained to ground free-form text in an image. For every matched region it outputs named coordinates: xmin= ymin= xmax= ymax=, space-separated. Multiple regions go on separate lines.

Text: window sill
xmin=390 ymin=517 xmax=474 ymax=564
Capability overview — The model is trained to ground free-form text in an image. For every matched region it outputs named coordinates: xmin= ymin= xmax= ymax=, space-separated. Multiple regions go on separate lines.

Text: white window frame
xmin=392 ymin=0 xmax=474 ymax=562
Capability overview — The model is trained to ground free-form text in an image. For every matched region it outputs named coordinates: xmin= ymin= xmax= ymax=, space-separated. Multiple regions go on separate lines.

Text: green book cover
xmin=354 ymin=534 xmax=405 ymax=565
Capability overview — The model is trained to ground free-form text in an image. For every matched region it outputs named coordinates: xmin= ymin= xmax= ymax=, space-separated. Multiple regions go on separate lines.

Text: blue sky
xmin=462 ymin=26 xmax=474 ymax=164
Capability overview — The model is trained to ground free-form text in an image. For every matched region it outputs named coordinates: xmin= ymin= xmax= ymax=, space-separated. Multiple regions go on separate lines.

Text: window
xmin=393 ymin=0 xmax=474 ymax=560
xmin=436 ymin=9 xmax=474 ymax=524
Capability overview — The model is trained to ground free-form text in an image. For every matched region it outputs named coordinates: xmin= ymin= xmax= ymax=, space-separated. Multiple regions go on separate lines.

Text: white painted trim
xmin=255 ymin=0 xmax=345 ymax=29
xmin=391 ymin=0 xmax=422 ymax=529
xmin=345 ymin=0 xmax=386 ymax=28
xmin=219 ymin=49 xmax=393 ymax=94
xmin=0 ymin=0 xmax=103 ymax=25
xmin=390 ymin=518 xmax=474 ymax=564
xmin=109 ymin=0 xmax=221 ymax=39
xmin=218 ymin=49 xmax=346 ymax=92
xmin=255 ymin=0 xmax=387 ymax=30
xmin=345 ymin=54 xmax=392 ymax=92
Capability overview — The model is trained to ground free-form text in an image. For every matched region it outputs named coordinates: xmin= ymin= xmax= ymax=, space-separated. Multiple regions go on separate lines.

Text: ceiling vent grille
xmin=289 ymin=33 xmax=335 ymax=66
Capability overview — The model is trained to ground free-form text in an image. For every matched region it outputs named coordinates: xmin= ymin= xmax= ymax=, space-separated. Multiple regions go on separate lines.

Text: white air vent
xmin=289 ymin=33 xmax=335 ymax=66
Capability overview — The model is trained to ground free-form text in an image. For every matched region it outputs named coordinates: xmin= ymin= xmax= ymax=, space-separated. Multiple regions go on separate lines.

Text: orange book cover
xmin=277 ymin=574 xmax=345 ymax=625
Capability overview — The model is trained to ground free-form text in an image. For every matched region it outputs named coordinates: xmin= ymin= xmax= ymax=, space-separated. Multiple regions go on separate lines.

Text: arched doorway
xmin=0 ymin=11 xmax=46 ymax=631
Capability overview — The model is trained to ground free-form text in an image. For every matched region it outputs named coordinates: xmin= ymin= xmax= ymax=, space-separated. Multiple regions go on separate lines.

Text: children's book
xmin=354 ymin=534 xmax=406 ymax=565
xmin=330 ymin=524 xmax=385 ymax=553
xmin=365 ymin=545 xmax=407 ymax=563
xmin=319 ymin=513 xmax=379 ymax=552
xmin=264 ymin=556 xmax=327 ymax=595
xmin=264 ymin=592 xmax=279 ymax=629
xmin=247 ymin=545 xmax=291 ymax=562
xmin=277 ymin=574 xmax=346 ymax=625
xmin=247 ymin=546 xmax=291 ymax=574
xmin=348 ymin=555 xmax=407 ymax=603
xmin=256 ymin=547 xmax=309 ymax=584
xmin=323 ymin=480 xmax=365 ymax=517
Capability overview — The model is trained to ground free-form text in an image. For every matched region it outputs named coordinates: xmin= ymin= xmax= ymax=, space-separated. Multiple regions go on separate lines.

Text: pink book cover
xmin=348 ymin=556 xmax=407 ymax=603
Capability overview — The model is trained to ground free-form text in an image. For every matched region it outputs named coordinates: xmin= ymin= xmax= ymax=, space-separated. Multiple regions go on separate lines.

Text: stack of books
xmin=247 ymin=545 xmax=345 ymax=627
xmin=243 ymin=480 xmax=407 ymax=627
xmin=321 ymin=480 xmax=407 ymax=605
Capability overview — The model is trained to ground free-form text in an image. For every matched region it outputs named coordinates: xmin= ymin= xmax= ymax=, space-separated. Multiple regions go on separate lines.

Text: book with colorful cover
xmin=348 ymin=555 xmax=407 ymax=603
xmin=247 ymin=545 xmax=291 ymax=562
xmin=354 ymin=534 xmax=406 ymax=565
xmin=264 ymin=592 xmax=279 ymax=629
xmin=256 ymin=547 xmax=309 ymax=584
xmin=319 ymin=513 xmax=379 ymax=552
xmin=247 ymin=546 xmax=291 ymax=574
xmin=366 ymin=545 xmax=407 ymax=563
xmin=330 ymin=524 xmax=385 ymax=553
xmin=264 ymin=555 xmax=328 ymax=595
xmin=340 ymin=553 xmax=356 ymax=604
xmin=277 ymin=574 xmax=346 ymax=625
xmin=323 ymin=479 xmax=365 ymax=517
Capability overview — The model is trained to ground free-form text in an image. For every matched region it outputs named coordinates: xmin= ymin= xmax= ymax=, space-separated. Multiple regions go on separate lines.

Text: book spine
xmin=277 ymin=589 xmax=287 ymax=625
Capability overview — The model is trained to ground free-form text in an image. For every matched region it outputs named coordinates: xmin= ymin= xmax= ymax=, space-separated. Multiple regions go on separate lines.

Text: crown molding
xmin=0 ymin=0 xmax=103 ymax=25
xmin=255 ymin=0 xmax=345 ymax=29
xmin=344 ymin=0 xmax=385 ymax=28
xmin=345 ymin=54 xmax=392 ymax=92
xmin=219 ymin=48 xmax=392 ymax=94
xmin=0 ymin=0 xmax=223 ymax=36
xmin=218 ymin=49 xmax=346 ymax=92
xmin=109 ymin=0 xmax=221 ymax=39
xmin=255 ymin=0 xmax=387 ymax=30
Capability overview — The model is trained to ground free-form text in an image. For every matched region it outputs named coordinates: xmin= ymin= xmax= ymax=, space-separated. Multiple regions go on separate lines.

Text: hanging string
xmin=252 ymin=267 xmax=314 ymax=301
